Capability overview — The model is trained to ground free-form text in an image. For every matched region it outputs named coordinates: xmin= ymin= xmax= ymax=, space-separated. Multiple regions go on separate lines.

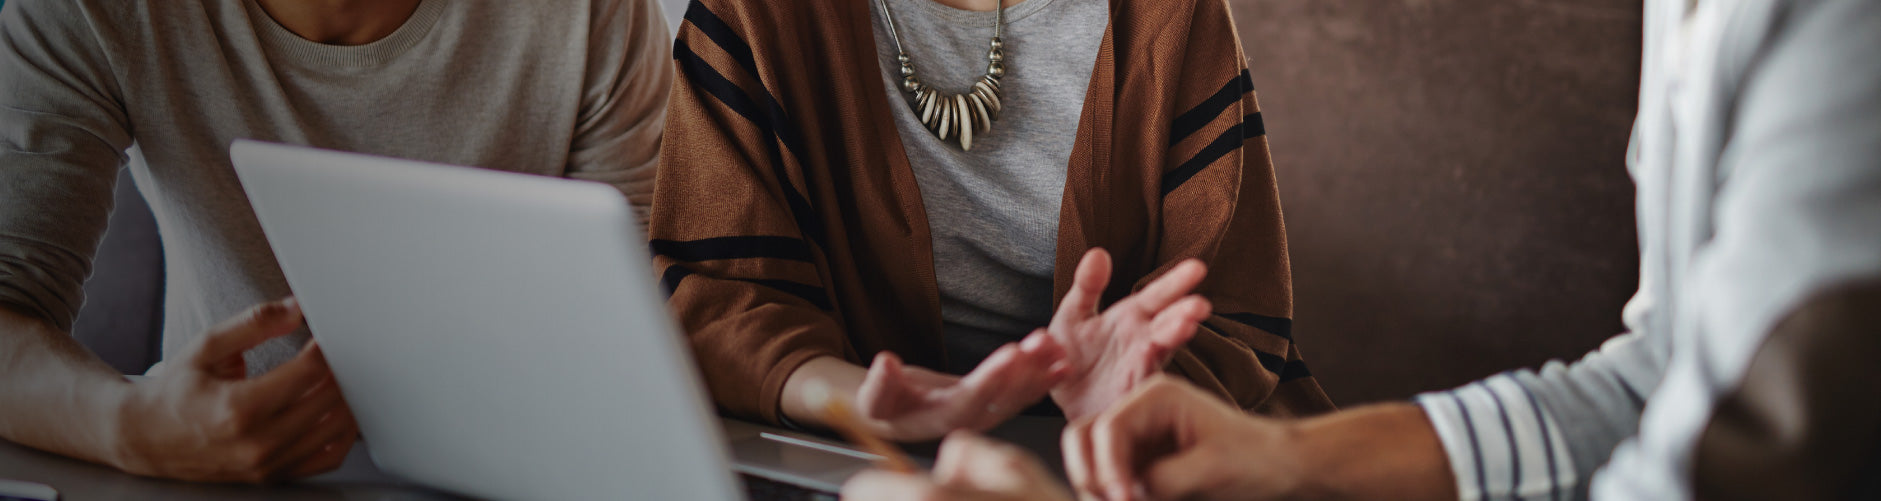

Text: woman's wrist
xmin=777 ymin=356 xmax=866 ymax=430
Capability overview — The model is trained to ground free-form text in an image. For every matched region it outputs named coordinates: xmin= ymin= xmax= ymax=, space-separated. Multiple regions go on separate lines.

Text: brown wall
xmin=1231 ymin=0 xmax=1647 ymax=404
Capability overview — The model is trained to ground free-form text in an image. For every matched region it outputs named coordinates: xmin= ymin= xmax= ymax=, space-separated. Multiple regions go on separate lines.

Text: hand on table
xmin=841 ymin=431 xmax=1073 ymax=501
xmin=111 ymin=298 xmax=359 ymax=484
xmin=1063 ymin=376 xmax=1300 ymax=501
xmin=1047 ymin=249 xmax=1212 ymax=421
xmin=856 ymin=330 xmax=1069 ymax=441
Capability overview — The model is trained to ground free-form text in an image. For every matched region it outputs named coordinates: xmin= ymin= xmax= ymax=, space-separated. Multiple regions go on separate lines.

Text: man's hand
xmin=854 ymin=331 xmax=1068 ymax=441
xmin=1063 ymin=376 xmax=1458 ymax=501
xmin=1063 ymin=376 xmax=1298 ymax=501
xmin=841 ymin=431 xmax=1073 ymax=501
xmin=110 ymin=298 xmax=359 ymax=483
xmin=1048 ymin=249 xmax=1212 ymax=421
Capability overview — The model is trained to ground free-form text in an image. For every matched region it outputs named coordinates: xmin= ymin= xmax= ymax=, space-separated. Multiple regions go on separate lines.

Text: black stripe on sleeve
xmin=1512 ymin=377 xmax=1564 ymax=501
xmin=746 ymin=278 xmax=835 ymax=311
xmin=1278 ymin=360 xmax=1313 ymax=383
xmin=683 ymin=4 xmax=811 ymax=163
xmin=661 ymin=264 xmax=696 ymax=297
xmin=674 ymin=40 xmax=765 ymax=131
xmin=672 ymin=40 xmax=828 ymax=248
xmin=1161 ymin=120 xmax=1244 ymax=196
xmin=1482 ymin=382 xmax=1523 ymax=498
xmin=682 ymin=2 xmax=761 ymax=85
xmin=652 ymin=236 xmax=814 ymax=263
xmin=661 ymin=264 xmax=835 ymax=312
xmin=1219 ymin=312 xmax=1293 ymax=341
xmin=1169 ymin=70 xmax=1252 ymax=147
xmin=1201 ymin=322 xmax=1289 ymax=376
xmin=1450 ymin=393 xmax=1491 ymax=500
xmin=1245 ymin=112 xmax=1266 ymax=138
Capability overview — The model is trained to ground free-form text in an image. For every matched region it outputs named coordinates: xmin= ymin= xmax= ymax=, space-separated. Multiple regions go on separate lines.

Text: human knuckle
xmin=232 ymin=443 xmax=273 ymax=472
xmin=221 ymin=404 xmax=261 ymax=435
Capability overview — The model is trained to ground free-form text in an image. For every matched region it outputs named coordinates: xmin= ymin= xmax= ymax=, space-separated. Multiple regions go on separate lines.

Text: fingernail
xmin=1022 ymin=332 xmax=1044 ymax=351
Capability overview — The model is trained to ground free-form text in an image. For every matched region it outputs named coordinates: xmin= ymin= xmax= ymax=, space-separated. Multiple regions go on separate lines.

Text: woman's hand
xmin=854 ymin=330 xmax=1069 ymax=441
xmin=1047 ymin=249 xmax=1212 ymax=421
xmin=841 ymin=431 xmax=1074 ymax=501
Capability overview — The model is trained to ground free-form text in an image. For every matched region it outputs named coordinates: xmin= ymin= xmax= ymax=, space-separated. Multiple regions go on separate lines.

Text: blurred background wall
xmin=1232 ymin=0 xmax=1644 ymax=404
xmin=73 ymin=0 xmax=1647 ymax=407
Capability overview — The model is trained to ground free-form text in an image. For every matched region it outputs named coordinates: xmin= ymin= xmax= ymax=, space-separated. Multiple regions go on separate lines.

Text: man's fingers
xmin=264 ymin=375 xmax=346 ymax=436
xmin=240 ymin=341 xmax=336 ymax=413
xmin=1052 ymin=248 xmax=1113 ymax=327
xmin=280 ymin=437 xmax=356 ymax=480
xmin=1123 ymin=260 xmax=1208 ymax=314
xmin=1062 ymin=419 xmax=1101 ymax=500
xmin=265 ymin=403 xmax=358 ymax=479
xmin=1142 ymin=448 xmax=1226 ymax=501
xmin=1088 ymin=378 xmax=1197 ymax=501
xmin=191 ymin=298 xmax=304 ymax=370
xmin=277 ymin=410 xmax=360 ymax=481
xmin=931 ymin=430 xmax=982 ymax=484
xmin=841 ymin=470 xmax=940 ymax=501
xmin=934 ymin=431 xmax=1051 ymax=494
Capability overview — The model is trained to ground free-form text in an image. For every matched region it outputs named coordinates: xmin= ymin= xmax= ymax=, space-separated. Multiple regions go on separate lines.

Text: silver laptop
xmin=231 ymin=141 xmax=873 ymax=500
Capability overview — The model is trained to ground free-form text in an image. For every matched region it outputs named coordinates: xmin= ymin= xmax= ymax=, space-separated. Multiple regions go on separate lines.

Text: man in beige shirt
xmin=0 ymin=0 xmax=670 ymax=483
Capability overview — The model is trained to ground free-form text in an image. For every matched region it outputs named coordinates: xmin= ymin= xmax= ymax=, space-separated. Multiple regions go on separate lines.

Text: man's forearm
xmin=1289 ymin=403 xmax=1458 ymax=501
xmin=0 ymin=304 xmax=132 ymax=467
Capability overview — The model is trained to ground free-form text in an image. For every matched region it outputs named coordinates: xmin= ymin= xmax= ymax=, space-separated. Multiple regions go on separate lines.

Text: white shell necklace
xmin=878 ymin=0 xmax=1007 ymax=151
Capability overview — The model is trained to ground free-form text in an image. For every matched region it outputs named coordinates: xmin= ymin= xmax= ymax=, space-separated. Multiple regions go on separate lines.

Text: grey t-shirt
xmin=867 ymin=0 xmax=1106 ymax=374
xmin=0 ymin=0 xmax=670 ymax=374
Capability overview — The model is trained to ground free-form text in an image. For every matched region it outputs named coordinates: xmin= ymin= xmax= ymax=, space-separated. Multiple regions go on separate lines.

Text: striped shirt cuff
xmin=1415 ymin=373 xmax=1579 ymax=501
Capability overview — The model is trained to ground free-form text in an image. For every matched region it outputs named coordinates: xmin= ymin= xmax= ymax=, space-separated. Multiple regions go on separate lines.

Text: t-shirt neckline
xmin=893 ymin=0 xmax=1063 ymax=28
xmin=244 ymin=0 xmax=446 ymax=70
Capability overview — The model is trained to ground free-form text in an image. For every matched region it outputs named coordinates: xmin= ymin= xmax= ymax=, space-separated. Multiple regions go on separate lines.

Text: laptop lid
xmin=230 ymin=140 xmax=742 ymax=500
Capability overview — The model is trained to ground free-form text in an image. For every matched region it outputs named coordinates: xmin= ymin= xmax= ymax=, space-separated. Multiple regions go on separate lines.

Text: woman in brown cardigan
xmin=651 ymin=0 xmax=1333 ymax=441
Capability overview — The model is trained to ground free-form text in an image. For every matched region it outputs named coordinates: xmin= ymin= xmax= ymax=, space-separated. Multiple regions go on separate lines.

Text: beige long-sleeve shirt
xmin=0 ymin=0 xmax=671 ymax=374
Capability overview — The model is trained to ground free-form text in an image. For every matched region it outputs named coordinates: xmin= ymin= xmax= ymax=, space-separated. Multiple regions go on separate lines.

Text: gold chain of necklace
xmin=878 ymin=0 xmax=1006 ymax=151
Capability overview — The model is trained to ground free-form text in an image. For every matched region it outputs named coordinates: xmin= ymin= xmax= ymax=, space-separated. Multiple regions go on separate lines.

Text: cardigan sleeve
xmin=648 ymin=1 xmax=850 ymax=425
xmin=1149 ymin=0 xmax=1336 ymax=416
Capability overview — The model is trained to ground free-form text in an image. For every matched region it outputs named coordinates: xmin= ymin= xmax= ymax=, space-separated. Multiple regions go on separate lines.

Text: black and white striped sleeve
xmin=1414 ymin=331 xmax=1666 ymax=501
xmin=1417 ymin=374 xmax=1578 ymax=501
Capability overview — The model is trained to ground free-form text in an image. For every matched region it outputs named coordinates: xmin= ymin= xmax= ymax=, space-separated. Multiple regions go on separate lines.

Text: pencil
xmin=807 ymin=384 xmax=918 ymax=473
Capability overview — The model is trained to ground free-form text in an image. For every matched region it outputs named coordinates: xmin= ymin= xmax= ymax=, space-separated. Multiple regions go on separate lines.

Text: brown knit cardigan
xmin=650 ymin=0 xmax=1335 ymax=425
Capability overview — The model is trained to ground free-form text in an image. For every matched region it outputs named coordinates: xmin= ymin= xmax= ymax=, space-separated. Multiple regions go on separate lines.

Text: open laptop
xmin=230 ymin=141 xmax=876 ymax=500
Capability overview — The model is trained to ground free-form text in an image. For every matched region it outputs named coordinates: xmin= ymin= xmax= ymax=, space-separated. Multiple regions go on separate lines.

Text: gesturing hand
xmin=855 ymin=330 xmax=1068 ymax=442
xmin=1047 ymin=249 xmax=1212 ymax=421
xmin=112 ymin=298 xmax=359 ymax=484
xmin=841 ymin=431 xmax=1074 ymax=501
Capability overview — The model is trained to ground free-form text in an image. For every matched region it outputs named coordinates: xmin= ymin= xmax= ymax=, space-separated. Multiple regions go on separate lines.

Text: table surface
xmin=0 ymin=417 xmax=1068 ymax=500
